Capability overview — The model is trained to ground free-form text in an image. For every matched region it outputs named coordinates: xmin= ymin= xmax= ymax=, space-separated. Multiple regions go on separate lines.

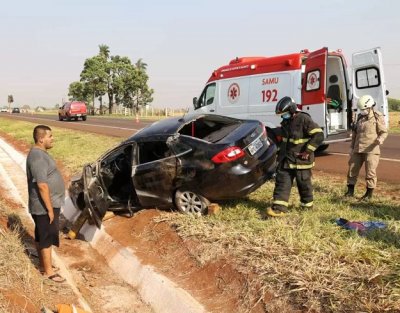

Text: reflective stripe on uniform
xmin=289 ymin=138 xmax=309 ymax=144
xmin=273 ymin=200 xmax=289 ymax=207
xmin=300 ymin=201 xmax=314 ymax=207
xmin=282 ymin=137 xmax=314 ymax=145
xmin=307 ymin=144 xmax=317 ymax=151
xmin=309 ymin=128 xmax=323 ymax=135
xmin=288 ymin=162 xmax=315 ymax=169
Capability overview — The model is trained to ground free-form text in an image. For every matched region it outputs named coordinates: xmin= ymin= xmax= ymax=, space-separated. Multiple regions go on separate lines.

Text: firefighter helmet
xmin=275 ymin=97 xmax=298 ymax=115
xmin=357 ymin=95 xmax=376 ymax=110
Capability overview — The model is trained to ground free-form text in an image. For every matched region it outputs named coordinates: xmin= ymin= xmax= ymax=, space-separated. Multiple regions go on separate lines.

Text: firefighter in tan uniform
xmin=267 ymin=97 xmax=324 ymax=217
xmin=345 ymin=95 xmax=388 ymax=200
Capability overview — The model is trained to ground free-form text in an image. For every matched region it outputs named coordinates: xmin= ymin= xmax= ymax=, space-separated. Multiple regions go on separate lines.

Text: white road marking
xmin=4 ymin=115 xmax=142 ymax=131
xmin=329 ymin=152 xmax=400 ymax=163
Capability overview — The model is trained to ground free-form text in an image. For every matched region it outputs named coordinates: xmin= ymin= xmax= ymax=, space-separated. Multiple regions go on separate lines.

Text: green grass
xmin=36 ymin=109 xmax=183 ymax=121
xmin=161 ymin=177 xmax=400 ymax=312
xmin=0 ymin=118 xmax=122 ymax=174
xmin=389 ymin=111 xmax=400 ymax=133
xmin=1 ymin=117 xmax=400 ymax=312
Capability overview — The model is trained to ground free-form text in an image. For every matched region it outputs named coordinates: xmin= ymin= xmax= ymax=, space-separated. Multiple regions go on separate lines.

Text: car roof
xmin=127 ymin=114 xmax=244 ymax=141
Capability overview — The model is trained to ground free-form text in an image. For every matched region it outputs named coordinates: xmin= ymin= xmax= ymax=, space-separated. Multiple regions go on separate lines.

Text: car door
xmin=352 ymin=47 xmax=389 ymax=127
xmin=82 ymin=163 xmax=109 ymax=228
xmin=302 ymin=47 xmax=328 ymax=128
xmin=131 ymin=135 xmax=177 ymax=207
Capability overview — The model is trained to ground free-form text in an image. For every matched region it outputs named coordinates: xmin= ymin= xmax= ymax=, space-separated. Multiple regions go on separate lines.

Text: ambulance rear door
xmin=352 ymin=47 xmax=388 ymax=127
xmin=302 ymin=48 xmax=328 ymax=129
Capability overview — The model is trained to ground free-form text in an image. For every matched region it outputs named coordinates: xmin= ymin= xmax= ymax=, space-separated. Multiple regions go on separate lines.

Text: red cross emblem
xmin=228 ymin=83 xmax=240 ymax=103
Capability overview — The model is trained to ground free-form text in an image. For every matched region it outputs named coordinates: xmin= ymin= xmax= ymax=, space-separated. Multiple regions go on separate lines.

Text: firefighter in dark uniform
xmin=267 ymin=97 xmax=324 ymax=217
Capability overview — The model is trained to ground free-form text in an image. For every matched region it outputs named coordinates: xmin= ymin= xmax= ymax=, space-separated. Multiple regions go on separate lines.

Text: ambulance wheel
xmin=316 ymin=144 xmax=329 ymax=153
xmin=174 ymin=190 xmax=209 ymax=216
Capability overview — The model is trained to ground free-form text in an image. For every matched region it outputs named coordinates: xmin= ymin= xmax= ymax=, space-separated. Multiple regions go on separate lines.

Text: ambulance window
xmin=305 ymin=70 xmax=320 ymax=91
xmin=355 ymin=67 xmax=380 ymax=89
xmin=197 ymin=83 xmax=216 ymax=108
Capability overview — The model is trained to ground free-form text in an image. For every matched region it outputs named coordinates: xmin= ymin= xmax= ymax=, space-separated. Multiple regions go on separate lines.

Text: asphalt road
xmin=1 ymin=112 xmax=400 ymax=184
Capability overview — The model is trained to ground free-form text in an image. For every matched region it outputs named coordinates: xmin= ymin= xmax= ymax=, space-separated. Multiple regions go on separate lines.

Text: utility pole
xmin=7 ymin=95 xmax=13 ymax=113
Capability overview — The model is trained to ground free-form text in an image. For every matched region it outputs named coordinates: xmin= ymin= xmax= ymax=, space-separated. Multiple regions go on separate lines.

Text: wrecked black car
xmin=69 ymin=114 xmax=277 ymax=227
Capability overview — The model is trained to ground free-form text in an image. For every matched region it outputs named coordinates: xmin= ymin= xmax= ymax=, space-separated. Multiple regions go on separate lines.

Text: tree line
xmin=68 ymin=44 xmax=153 ymax=114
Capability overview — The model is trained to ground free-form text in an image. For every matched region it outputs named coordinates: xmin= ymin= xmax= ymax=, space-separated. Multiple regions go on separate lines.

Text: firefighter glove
xmin=297 ymin=152 xmax=310 ymax=160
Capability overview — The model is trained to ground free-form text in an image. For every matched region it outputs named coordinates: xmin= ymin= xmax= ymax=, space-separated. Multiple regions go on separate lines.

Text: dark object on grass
xmin=336 ymin=218 xmax=386 ymax=235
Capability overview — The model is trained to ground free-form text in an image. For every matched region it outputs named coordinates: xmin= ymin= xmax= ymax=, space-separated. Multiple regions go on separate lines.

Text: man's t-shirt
xmin=26 ymin=147 xmax=65 ymax=215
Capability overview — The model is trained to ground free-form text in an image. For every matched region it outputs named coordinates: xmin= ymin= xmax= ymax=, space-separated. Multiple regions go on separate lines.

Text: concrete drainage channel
xmin=0 ymin=137 xmax=207 ymax=313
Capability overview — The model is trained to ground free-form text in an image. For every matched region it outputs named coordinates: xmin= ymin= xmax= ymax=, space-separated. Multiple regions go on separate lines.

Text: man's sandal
xmin=47 ymin=273 xmax=66 ymax=283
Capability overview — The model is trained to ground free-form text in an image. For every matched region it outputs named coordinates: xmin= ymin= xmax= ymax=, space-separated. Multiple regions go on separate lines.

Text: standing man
xmin=267 ymin=97 xmax=324 ymax=217
xmin=344 ymin=95 xmax=388 ymax=200
xmin=26 ymin=125 xmax=65 ymax=282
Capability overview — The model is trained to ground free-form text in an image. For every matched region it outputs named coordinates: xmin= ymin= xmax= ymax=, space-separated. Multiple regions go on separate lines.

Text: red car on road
xmin=58 ymin=101 xmax=87 ymax=121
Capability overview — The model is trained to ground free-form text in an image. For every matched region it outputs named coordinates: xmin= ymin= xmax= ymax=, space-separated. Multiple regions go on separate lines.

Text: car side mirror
xmin=386 ymin=90 xmax=389 ymax=96
xmin=193 ymin=97 xmax=197 ymax=106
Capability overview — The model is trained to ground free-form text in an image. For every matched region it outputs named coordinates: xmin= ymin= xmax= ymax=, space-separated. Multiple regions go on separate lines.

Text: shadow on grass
xmin=324 ymin=197 xmax=400 ymax=249
xmin=218 ymin=197 xmax=299 ymax=220
xmin=364 ymin=227 xmax=400 ymax=249
xmin=349 ymin=200 xmax=400 ymax=220
xmin=7 ymin=213 xmax=41 ymax=268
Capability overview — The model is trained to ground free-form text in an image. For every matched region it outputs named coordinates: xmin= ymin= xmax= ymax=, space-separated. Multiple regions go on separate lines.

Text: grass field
xmin=389 ymin=111 xmax=400 ymax=133
xmin=0 ymin=117 xmax=399 ymax=312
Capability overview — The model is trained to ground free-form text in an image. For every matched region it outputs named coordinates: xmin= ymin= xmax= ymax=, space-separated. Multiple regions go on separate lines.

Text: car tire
xmin=316 ymin=144 xmax=329 ymax=153
xmin=82 ymin=116 xmax=87 ymax=121
xmin=174 ymin=190 xmax=210 ymax=216
xmin=58 ymin=115 xmax=63 ymax=121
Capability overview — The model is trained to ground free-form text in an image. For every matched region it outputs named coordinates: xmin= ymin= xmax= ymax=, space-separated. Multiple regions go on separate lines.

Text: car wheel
xmin=82 ymin=116 xmax=87 ymax=121
xmin=174 ymin=190 xmax=209 ymax=216
xmin=316 ymin=144 xmax=329 ymax=153
xmin=58 ymin=115 xmax=63 ymax=121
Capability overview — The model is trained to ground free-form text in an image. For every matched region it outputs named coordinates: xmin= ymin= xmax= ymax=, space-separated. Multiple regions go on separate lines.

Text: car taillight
xmin=211 ymin=146 xmax=245 ymax=164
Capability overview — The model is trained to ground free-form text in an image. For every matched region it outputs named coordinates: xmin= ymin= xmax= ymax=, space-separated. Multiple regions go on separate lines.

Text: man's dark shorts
xmin=31 ymin=208 xmax=60 ymax=249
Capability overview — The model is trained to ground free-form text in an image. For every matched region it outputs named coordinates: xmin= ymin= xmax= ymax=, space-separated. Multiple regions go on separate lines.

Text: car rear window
xmin=71 ymin=103 xmax=85 ymax=109
xmin=178 ymin=117 xmax=241 ymax=143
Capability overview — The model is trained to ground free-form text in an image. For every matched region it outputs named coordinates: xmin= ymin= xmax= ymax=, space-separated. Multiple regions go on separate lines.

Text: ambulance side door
xmin=302 ymin=47 xmax=328 ymax=129
xmin=352 ymin=47 xmax=388 ymax=127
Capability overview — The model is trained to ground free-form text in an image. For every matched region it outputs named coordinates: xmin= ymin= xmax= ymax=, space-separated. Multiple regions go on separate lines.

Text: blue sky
xmin=1 ymin=0 xmax=399 ymax=109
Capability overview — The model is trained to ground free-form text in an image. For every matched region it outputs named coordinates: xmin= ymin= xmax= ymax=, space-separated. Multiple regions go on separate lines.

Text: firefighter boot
xmin=266 ymin=206 xmax=287 ymax=218
xmin=360 ymin=188 xmax=374 ymax=201
xmin=344 ymin=184 xmax=355 ymax=197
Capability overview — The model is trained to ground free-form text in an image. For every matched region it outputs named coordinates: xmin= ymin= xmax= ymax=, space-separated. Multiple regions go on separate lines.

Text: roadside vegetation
xmin=0 ymin=118 xmax=399 ymax=312
xmin=67 ymin=45 xmax=153 ymax=115
xmin=0 ymin=200 xmax=76 ymax=312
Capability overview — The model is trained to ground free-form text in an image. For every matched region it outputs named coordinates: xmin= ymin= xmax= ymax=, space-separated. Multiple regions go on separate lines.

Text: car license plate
xmin=248 ymin=138 xmax=263 ymax=155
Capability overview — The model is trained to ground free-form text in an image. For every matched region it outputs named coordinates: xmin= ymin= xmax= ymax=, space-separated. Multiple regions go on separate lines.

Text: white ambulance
xmin=192 ymin=47 xmax=389 ymax=150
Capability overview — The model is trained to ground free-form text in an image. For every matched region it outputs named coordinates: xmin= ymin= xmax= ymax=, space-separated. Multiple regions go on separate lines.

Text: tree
xmin=72 ymin=45 xmax=154 ymax=115
xmin=80 ymin=55 xmax=108 ymax=114
xmin=120 ymin=64 xmax=154 ymax=112
xmin=68 ymin=81 xmax=87 ymax=102
xmin=110 ymin=55 xmax=133 ymax=112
